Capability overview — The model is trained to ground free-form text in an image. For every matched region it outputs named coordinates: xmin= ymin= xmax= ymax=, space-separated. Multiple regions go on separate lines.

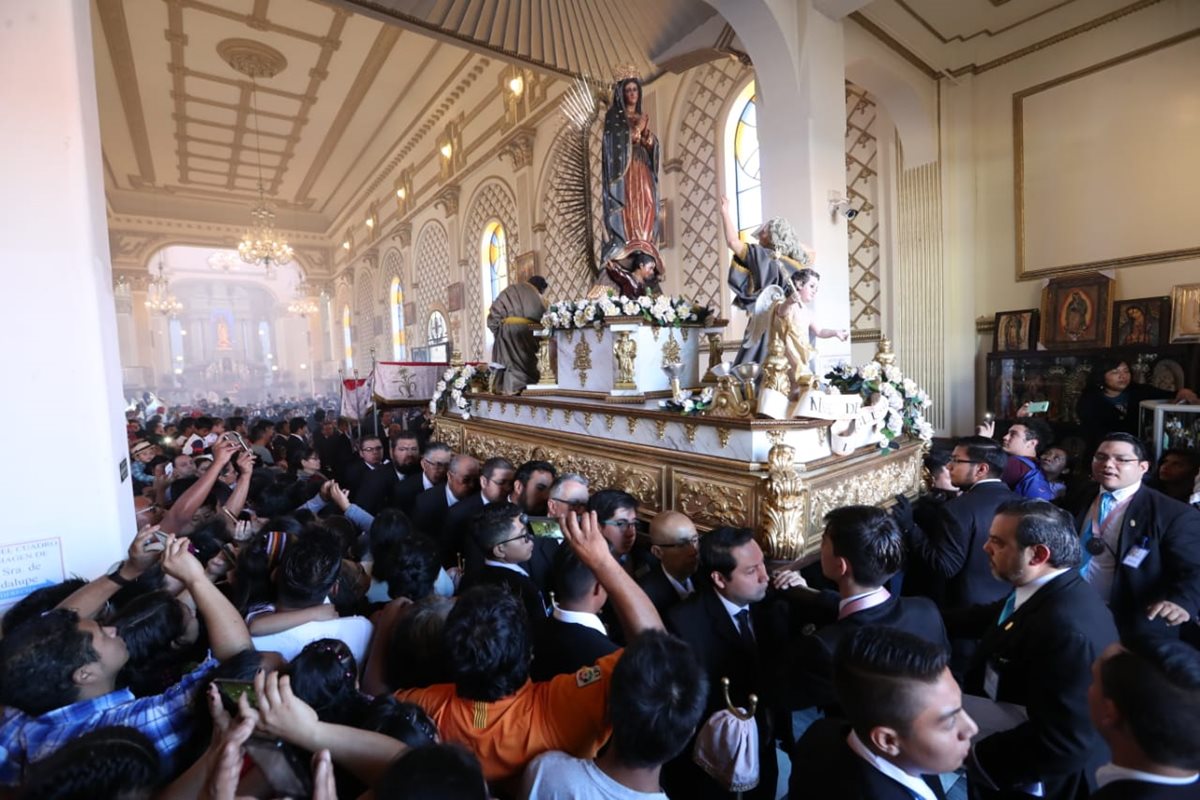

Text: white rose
xmin=884 ymin=365 xmax=902 ymax=384
xmin=435 ymin=380 xmax=446 ymax=392
xmin=442 ymin=369 xmax=455 ymax=380
xmin=700 ymin=387 xmax=714 ymax=404
xmin=461 ymin=411 xmax=471 ymax=420
xmin=860 ymin=362 xmax=881 ymax=381
xmin=638 ymin=295 xmax=654 ymax=309
xmin=622 ymin=300 xmax=639 ymax=315
xmin=428 ymin=400 xmax=437 ymax=413
xmin=661 ymin=308 xmax=677 ymax=323
xmin=901 ymin=378 xmax=917 ymax=395
xmin=453 ymin=378 xmax=466 ymax=389
xmin=599 ymin=299 xmax=618 ymax=316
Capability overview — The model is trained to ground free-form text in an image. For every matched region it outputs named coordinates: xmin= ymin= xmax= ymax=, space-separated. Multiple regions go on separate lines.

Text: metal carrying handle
xmin=721 ymin=676 xmax=758 ymax=721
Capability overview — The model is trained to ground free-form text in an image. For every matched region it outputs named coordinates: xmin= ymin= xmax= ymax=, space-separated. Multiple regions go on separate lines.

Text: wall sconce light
xmin=508 ymin=75 xmax=524 ymax=97
xmin=342 ymin=241 xmax=351 ymax=250
xmin=395 ymin=187 xmax=406 ymax=200
xmin=365 ymin=217 xmax=374 ymax=229
xmin=439 ymin=141 xmax=453 ymax=160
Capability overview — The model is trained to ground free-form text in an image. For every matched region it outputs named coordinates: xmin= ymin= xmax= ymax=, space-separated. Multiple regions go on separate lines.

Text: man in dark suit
xmin=284 ymin=417 xmax=309 ymax=467
xmin=354 ymin=431 xmax=423 ymax=513
xmin=458 ymin=502 xmax=547 ymax=630
xmin=791 ymin=627 xmax=977 ymax=799
xmin=411 ymin=454 xmax=480 ymax=561
xmin=1088 ymin=638 xmax=1200 ymax=798
xmin=341 ymin=435 xmax=385 ymax=496
xmin=784 ymin=505 xmax=948 ymax=713
xmin=364 ymin=438 xmax=450 ymax=516
xmin=637 ymin=510 xmax=699 ymax=618
xmin=315 ymin=417 xmax=355 ymax=481
xmin=531 ymin=547 xmax=617 ymax=680
xmin=895 ymin=436 xmax=1020 ymax=672
xmin=947 ymin=500 xmax=1119 ymax=800
xmin=665 ymin=526 xmax=785 ymax=799
xmin=441 ymin=457 xmax=514 ymax=569
xmin=1074 ymin=433 xmax=1200 ymax=641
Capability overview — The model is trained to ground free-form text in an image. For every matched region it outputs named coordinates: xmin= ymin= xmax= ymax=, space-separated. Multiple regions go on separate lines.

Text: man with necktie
xmin=1074 ymin=432 xmax=1200 ymax=641
xmin=947 ymin=500 xmax=1118 ymax=799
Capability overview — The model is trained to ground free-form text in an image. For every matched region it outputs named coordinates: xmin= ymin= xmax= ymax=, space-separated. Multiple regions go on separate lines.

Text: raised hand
xmin=248 ymin=671 xmax=320 ymax=751
xmin=161 ymin=534 xmax=207 ymax=587
xmin=560 ymin=509 xmax=615 ymax=571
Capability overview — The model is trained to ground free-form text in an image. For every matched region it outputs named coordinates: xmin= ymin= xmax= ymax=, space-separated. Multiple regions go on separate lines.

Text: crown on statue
xmin=612 ymin=63 xmax=642 ymax=83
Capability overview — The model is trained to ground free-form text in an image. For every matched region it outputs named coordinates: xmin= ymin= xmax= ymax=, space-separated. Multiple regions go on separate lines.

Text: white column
xmin=0 ymin=0 xmax=134 ymax=596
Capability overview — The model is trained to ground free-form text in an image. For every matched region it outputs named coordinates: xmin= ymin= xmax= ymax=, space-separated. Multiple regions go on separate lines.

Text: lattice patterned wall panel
xmin=676 ymin=60 xmax=750 ymax=311
xmin=413 ymin=222 xmax=450 ymax=348
xmin=354 ymin=265 xmax=377 ymax=371
xmin=540 ymin=116 xmax=604 ymax=303
xmin=846 ymin=82 xmax=881 ymax=332
xmin=463 ymin=180 xmax=520 ymax=361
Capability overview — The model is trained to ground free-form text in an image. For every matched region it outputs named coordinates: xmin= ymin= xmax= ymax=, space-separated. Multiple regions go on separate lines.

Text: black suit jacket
xmin=1091 ymin=779 xmax=1200 ymax=799
xmin=316 ymin=431 xmax=354 ymax=481
xmin=411 ymin=485 xmax=451 ymax=537
xmin=908 ymin=481 xmax=1020 ymax=609
xmin=440 ymin=493 xmax=486 ymax=568
xmin=637 ymin=565 xmax=690 ymax=619
xmin=284 ymin=433 xmax=308 ymax=467
xmin=954 ymin=571 xmax=1118 ymax=800
xmin=790 ymin=718 xmax=947 ymax=800
xmin=783 ymin=592 xmax=949 ymax=711
xmin=1073 ymin=485 xmax=1200 ymax=640
xmin=355 ymin=464 xmax=410 ymax=514
xmin=341 ymin=459 xmax=379 ymax=497
xmin=664 ymin=589 xmax=786 ymax=799
xmin=530 ymin=615 xmax=618 ymax=681
xmin=458 ymin=564 xmax=547 ymax=632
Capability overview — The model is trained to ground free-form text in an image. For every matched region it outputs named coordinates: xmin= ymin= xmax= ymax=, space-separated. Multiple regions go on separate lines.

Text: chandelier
xmin=237 ymin=75 xmax=293 ymax=276
xmin=288 ymin=280 xmax=319 ymax=316
xmin=145 ymin=258 xmax=183 ymax=316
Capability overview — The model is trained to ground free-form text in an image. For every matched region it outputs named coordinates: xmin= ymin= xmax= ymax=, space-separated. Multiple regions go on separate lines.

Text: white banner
xmin=340 ymin=372 xmax=374 ymax=420
xmin=374 ymin=362 xmax=449 ymax=403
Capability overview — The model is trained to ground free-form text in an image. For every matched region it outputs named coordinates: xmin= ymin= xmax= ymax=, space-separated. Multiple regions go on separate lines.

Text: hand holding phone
xmin=1026 ymin=401 xmax=1049 ymax=413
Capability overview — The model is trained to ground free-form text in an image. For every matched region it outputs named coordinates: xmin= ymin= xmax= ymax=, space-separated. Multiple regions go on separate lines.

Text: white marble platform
xmin=547 ymin=319 xmax=703 ymax=398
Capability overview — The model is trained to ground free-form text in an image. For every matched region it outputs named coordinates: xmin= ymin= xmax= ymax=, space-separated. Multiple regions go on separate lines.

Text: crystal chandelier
xmin=237 ymin=76 xmax=293 ymax=276
xmin=288 ymin=281 xmax=318 ymax=316
xmin=145 ymin=258 xmax=183 ymax=316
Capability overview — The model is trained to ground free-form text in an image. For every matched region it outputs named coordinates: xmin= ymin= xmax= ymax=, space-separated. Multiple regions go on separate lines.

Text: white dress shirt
xmin=1096 ymin=763 xmax=1199 ymax=788
xmin=484 ymin=558 xmax=529 ymax=577
xmin=1082 ymin=482 xmax=1140 ymax=602
xmin=1013 ymin=567 xmax=1070 ymax=613
xmin=551 ymin=606 xmax=608 ymax=636
xmin=847 ymin=730 xmax=939 ymax=800
xmin=715 ymin=589 xmax=753 ymax=637
xmin=444 ymin=484 xmax=459 ymax=508
xmin=662 ymin=565 xmax=694 ymax=599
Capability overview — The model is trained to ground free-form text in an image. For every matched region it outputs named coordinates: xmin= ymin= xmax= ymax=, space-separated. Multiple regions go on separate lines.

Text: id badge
xmin=984 ymin=663 xmax=1000 ymax=700
xmin=1122 ymin=547 xmax=1149 ymax=569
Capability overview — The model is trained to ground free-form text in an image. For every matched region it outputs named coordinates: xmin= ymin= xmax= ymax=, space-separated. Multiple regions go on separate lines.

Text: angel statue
xmin=747 ymin=282 xmax=818 ymax=418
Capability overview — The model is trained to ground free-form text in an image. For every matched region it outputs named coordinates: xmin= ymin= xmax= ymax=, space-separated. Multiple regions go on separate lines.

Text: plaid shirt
xmin=0 ymin=656 xmax=217 ymax=785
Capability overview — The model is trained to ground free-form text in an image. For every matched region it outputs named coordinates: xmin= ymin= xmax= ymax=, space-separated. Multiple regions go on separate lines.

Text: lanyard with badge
xmin=1084 ymin=493 xmax=1149 ymax=568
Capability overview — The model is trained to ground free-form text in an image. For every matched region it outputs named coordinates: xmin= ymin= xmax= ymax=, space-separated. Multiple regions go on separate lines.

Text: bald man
xmin=637 ymin=510 xmax=700 ymax=618
xmin=411 ymin=454 xmax=480 ymax=557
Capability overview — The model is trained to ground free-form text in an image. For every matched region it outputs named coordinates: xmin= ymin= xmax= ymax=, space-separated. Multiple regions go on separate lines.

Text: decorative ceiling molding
xmin=892 ymin=0 xmax=1080 ymax=45
xmin=95 ymin=0 xmax=156 ymax=185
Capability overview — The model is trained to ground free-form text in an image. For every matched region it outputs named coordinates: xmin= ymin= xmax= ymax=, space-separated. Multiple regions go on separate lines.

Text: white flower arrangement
xmin=825 ymin=360 xmax=934 ymax=444
xmin=429 ymin=363 xmax=485 ymax=420
xmin=657 ymin=386 xmax=716 ymax=416
xmin=541 ymin=294 xmax=712 ymax=332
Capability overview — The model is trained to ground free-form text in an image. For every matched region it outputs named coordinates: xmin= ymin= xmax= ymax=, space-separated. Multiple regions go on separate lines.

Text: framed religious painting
xmin=1169 ymin=283 xmax=1200 ymax=342
xmin=993 ymin=309 xmax=1039 ymax=352
xmin=1111 ymin=297 xmax=1169 ymax=347
xmin=1040 ymin=272 xmax=1113 ymax=350
xmin=447 ymin=282 xmax=464 ymax=313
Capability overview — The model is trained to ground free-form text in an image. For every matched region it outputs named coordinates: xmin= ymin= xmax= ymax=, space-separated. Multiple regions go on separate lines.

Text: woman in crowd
xmin=1076 ymin=357 xmax=1198 ymax=450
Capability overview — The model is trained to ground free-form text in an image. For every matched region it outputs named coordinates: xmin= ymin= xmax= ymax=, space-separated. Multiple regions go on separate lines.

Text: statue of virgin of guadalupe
xmin=598 ymin=72 xmax=663 ymax=293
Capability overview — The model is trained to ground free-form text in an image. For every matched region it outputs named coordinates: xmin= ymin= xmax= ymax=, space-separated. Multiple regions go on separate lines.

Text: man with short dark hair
xmin=359 ymin=436 xmax=445 ymax=514
xmin=665 ymin=526 xmax=781 ymax=799
xmin=948 ymin=500 xmax=1119 ymax=799
xmin=1089 ymin=638 xmax=1200 ymax=797
xmin=248 ymin=420 xmax=275 ymax=466
xmin=588 ymin=489 xmax=639 ymax=562
xmin=1153 ymin=448 xmax=1200 ymax=504
xmin=394 ymin=510 xmax=664 ymax=793
xmin=343 ymin=434 xmax=384 ymax=495
xmin=995 ymin=418 xmax=1056 ymax=500
xmin=285 ymin=417 xmax=309 ymax=467
xmin=522 ymin=629 xmax=707 ymax=799
xmin=443 ymin=456 xmax=515 ymax=568
xmin=249 ymin=530 xmax=373 ymax=662
xmin=532 ymin=547 xmax=617 ymax=681
xmin=315 ymin=416 xmax=354 ymax=481
xmin=894 ymin=436 xmax=1021 ymax=671
xmin=459 ymin=502 xmax=547 ymax=627
xmin=783 ymin=505 xmax=948 ymax=712
xmin=791 ymin=626 xmax=978 ymax=799
xmin=1074 ymin=432 xmax=1200 ymax=640
xmin=512 ymin=460 xmax=558 ymax=516
xmin=0 ymin=535 xmax=252 ymax=785
xmin=637 ymin=510 xmax=699 ymax=618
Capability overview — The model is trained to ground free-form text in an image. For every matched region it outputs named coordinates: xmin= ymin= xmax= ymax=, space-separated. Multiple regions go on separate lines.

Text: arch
xmin=463 ymin=178 xmax=520 ymax=361
xmin=479 ymin=219 xmax=509 ymax=353
xmin=379 ymin=247 xmax=407 ymax=361
xmin=723 ymin=79 xmax=762 ymax=239
xmin=413 ymin=220 xmax=451 ymax=351
xmin=354 ymin=262 xmax=377 ymax=371
xmin=844 ymin=57 xmax=936 ymax=166
xmin=700 ymin=0 xmax=802 ymax=109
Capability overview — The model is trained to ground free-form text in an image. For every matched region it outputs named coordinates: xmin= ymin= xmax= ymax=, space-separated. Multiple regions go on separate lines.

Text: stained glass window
xmin=342 ymin=305 xmax=353 ymax=370
xmin=724 ymin=81 xmax=762 ymax=239
xmin=390 ymin=277 xmax=406 ymax=360
xmin=427 ymin=310 xmax=448 ymax=363
xmin=481 ymin=220 xmax=508 ymax=349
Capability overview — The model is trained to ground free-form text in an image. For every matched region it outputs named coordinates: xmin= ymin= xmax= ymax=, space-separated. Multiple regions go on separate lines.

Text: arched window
xmin=481 ymin=220 xmax=509 ymax=350
xmin=724 ymin=81 xmax=762 ymax=239
xmin=342 ymin=305 xmax=353 ymax=370
xmin=427 ymin=311 xmax=449 ymax=363
xmin=390 ymin=277 xmax=406 ymax=360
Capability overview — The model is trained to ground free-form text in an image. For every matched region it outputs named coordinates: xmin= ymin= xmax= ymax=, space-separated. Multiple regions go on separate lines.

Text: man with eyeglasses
xmin=443 ymin=457 xmax=515 ymax=568
xmin=358 ymin=434 xmax=439 ymax=514
xmin=588 ymin=489 xmax=640 ymax=564
xmin=342 ymin=435 xmax=384 ymax=496
xmin=546 ymin=473 xmax=590 ymax=519
xmin=1072 ymin=432 xmax=1200 ymax=640
xmin=460 ymin=502 xmax=548 ymax=628
xmin=413 ymin=454 xmax=481 ymax=561
xmin=637 ymin=510 xmax=700 ymax=618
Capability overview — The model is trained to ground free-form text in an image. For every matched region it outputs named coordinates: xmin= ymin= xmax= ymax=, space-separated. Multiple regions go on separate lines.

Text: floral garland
xmin=429 ymin=364 xmax=485 ymax=420
xmin=542 ymin=293 xmax=711 ymax=331
xmin=825 ymin=361 xmax=934 ymax=443
xmin=658 ymin=386 xmax=715 ymax=415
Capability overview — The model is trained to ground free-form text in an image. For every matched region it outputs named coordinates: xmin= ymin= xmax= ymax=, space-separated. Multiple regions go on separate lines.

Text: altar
xmin=432 ymin=325 xmax=927 ymax=563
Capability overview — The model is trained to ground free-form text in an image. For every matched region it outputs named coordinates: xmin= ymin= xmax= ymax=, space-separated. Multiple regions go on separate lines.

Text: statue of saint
xmin=486 ymin=275 xmax=548 ymax=394
xmin=599 ymin=72 xmax=662 ymax=288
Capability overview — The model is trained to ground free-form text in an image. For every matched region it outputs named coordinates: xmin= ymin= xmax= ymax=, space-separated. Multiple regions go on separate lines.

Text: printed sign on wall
xmin=0 ymin=537 xmax=66 ymax=608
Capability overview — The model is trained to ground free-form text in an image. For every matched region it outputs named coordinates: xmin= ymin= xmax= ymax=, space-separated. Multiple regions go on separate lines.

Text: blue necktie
xmin=1098 ymin=491 xmax=1116 ymax=526
xmin=996 ymin=592 xmax=1017 ymax=626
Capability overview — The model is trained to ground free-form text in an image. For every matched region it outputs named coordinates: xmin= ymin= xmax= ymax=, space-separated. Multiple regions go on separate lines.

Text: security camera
xmin=828 ymin=192 xmax=859 ymax=221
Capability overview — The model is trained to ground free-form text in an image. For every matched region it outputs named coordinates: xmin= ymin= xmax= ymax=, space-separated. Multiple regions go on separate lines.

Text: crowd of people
xmin=0 ymin=394 xmax=1198 ymax=800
